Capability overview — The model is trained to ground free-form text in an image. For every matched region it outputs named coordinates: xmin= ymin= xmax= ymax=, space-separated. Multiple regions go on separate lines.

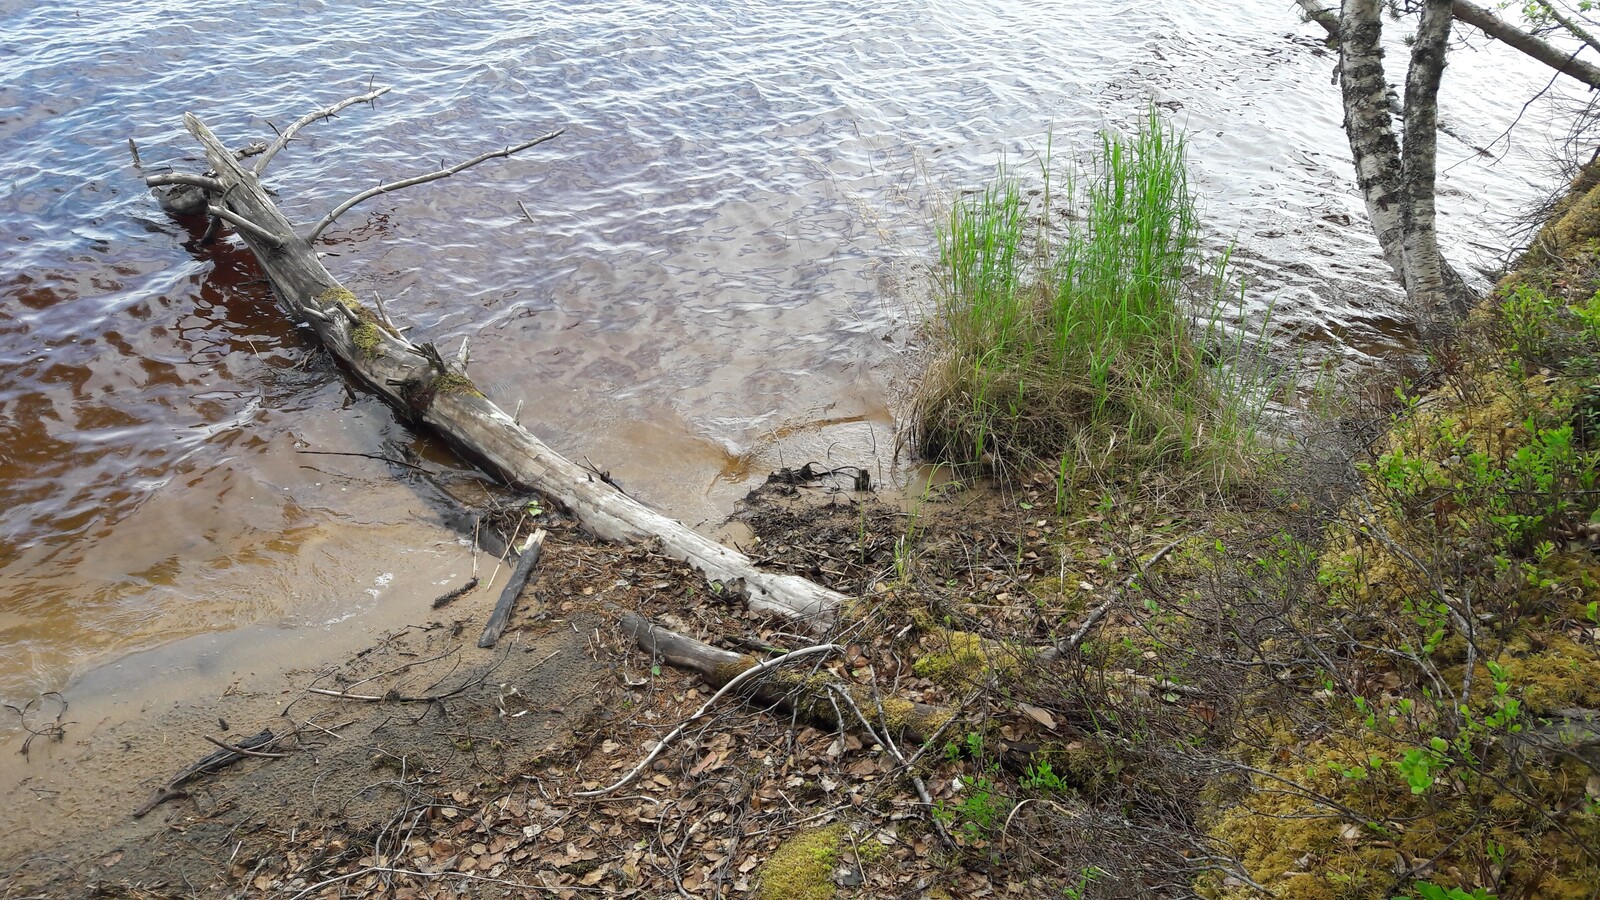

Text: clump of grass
xmin=913 ymin=109 xmax=1260 ymax=484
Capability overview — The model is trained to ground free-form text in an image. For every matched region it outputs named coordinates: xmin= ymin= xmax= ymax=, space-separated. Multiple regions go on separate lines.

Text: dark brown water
xmin=0 ymin=0 xmax=1578 ymax=709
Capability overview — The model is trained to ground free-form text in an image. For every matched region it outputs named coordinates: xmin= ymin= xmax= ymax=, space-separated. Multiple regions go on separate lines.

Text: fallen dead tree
xmin=143 ymin=89 xmax=846 ymax=627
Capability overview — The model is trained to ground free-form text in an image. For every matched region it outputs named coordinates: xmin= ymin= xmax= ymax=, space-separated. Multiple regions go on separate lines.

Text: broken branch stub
xmin=149 ymin=92 xmax=844 ymax=628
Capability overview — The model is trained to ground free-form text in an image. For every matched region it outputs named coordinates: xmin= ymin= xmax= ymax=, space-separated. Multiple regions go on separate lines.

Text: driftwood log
xmin=145 ymin=90 xmax=845 ymax=627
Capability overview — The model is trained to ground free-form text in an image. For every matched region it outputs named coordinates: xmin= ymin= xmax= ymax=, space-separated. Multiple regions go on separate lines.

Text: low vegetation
xmin=897 ymin=124 xmax=1600 ymax=898
xmin=913 ymin=108 xmax=1264 ymax=490
xmin=42 ymin=119 xmax=1600 ymax=900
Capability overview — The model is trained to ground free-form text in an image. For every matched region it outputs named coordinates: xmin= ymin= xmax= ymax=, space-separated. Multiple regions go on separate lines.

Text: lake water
xmin=0 ymin=0 xmax=1577 ymax=710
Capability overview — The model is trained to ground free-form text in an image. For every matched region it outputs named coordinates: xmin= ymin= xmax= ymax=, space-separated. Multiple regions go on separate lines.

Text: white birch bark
xmin=1400 ymin=0 xmax=1456 ymax=313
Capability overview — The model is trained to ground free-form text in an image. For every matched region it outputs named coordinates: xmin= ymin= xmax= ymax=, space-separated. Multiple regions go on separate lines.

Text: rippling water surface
xmin=0 ymin=0 xmax=1577 ymax=705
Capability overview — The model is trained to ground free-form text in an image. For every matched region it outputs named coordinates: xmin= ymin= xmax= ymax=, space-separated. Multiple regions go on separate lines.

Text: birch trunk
xmin=1339 ymin=0 xmax=1412 ymax=288
xmin=1400 ymin=0 xmax=1457 ymax=313
xmin=1337 ymin=0 xmax=1472 ymax=317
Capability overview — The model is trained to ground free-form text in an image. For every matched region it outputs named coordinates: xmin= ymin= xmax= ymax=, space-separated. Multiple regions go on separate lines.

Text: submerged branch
xmin=306 ymin=129 xmax=565 ymax=243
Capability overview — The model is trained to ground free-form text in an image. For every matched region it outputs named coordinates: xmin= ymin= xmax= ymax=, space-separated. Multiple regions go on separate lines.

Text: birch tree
xmin=1297 ymin=0 xmax=1600 ymax=318
xmin=1335 ymin=0 xmax=1467 ymax=315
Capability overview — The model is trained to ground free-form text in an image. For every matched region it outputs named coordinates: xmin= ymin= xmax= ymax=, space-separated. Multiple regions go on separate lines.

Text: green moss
xmin=318 ymin=286 xmax=360 ymax=309
xmin=758 ymin=824 xmax=844 ymax=900
xmin=876 ymin=695 xmax=951 ymax=738
xmin=853 ymin=835 xmax=889 ymax=865
xmin=1498 ymin=634 xmax=1600 ymax=714
xmin=912 ymin=630 xmax=1018 ymax=687
xmin=351 ymin=322 xmax=383 ymax=359
xmin=1547 ymin=181 xmax=1600 ymax=260
xmin=431 ymin=372 xmax=483 ymax=398
xmin=711 ymin=655 xmax=759 ymax=687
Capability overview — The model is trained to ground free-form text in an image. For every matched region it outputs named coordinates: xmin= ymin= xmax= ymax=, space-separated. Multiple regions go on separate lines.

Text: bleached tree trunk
xmin=146 ymin=99 xmax=848 ymax=629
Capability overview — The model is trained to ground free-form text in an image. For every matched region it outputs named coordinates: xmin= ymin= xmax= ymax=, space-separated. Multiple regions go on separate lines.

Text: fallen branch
xmin=574 ymin=640 xmax=844 ymax=798
xmin=305 ymin=682 xmax=472 ymax=704
xmin=1300 ymin=0 xmax=1600 ymax=90
xmin=255 ymin=85 xmax=393 ymax=176
xmin=478 ymin=528 xmax=546 ymax=647
xmin=132 ymin=728 xmax=276 ymax=817
xmin=143 ymin=173 xmax=224 ymax=193
xmin=432 ymin=576 xmax=480 ymax=609
xmin=1038 ymin=535 xmax=1187 ymax=664
xmin=614 ymin=613 xmax=956 ymax=747
xmin=1452 ymin=0 xmax=1600 ymax=91
xmin=145 ymin=91 xmax=846 ymax=628
xmin=207 ymin=204 xmax=284 ymax=247
xmin=826 ymin=681 xmax=956 ymax=849
xmin=306 ymin=129 xmax=565 ymax=243
xmin=203 ymin=734 xmax=290 ymax=759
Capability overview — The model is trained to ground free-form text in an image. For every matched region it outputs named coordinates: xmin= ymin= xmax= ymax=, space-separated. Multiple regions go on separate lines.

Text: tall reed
xmin=915 ymin=109 xmax=1261 ymax=484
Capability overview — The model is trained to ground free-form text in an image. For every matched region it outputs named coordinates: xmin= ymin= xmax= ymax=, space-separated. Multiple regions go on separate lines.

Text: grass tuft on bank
xmin=914 ymin=109 xmax=1262 ymax=487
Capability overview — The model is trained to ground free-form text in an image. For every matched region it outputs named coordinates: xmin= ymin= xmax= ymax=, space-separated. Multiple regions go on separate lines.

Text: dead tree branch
xmin=1299 ymin=0 xmax=1600 ymax=90
xmin=206 ymin=204 xmax=284 ymax=247
xmin=255 ymin=86 xmax=393 ymax=176
xmin=306 ymin=129 xmax=565 ymax=243
xmin=478 ymin=528 xmax=546 ymax=648
xmin=144 ymin=173 xmax=225 ymax=192
xmin=574 ymin=641 xmax=844 ymax=798
xmin=1038 ymin=534 xmax=1186 ymax=663
xmin=1453 ymin=0 xmax=1600 ymax=89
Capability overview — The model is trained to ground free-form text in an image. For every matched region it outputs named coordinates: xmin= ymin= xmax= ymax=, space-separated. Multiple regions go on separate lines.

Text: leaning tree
xmin=1296 ymin=0 xmax=1600 ymax=318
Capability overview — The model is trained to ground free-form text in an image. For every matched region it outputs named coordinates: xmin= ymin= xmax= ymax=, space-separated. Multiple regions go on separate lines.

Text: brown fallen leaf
xmin=1018 ymin=702 xmax=1056 ymax=730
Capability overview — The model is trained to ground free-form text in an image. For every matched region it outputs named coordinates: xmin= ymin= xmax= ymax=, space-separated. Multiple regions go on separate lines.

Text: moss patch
xmin=318 ymin=286 xmax=360 ymax=309
xmin=912 ymin=629 xmax=1019 ymax=688
xmin=432 ymin=372 xmax=483 ymax=398
xmin=758 ymin=824 xmax=844 ymax=900
xmin=1200 ymin=155 xmax=1600 ymax=900
xmin=351 ymin=322 xmax=383 ymax=359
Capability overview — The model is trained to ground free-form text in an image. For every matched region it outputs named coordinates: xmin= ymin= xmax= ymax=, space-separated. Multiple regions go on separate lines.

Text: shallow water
xmin=0 ymin=0 xmax=1578 ymax=708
